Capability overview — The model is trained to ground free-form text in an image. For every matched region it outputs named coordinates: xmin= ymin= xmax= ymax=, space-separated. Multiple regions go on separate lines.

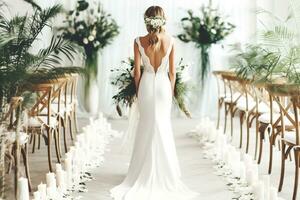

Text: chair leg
xmin=246 ymin=120 xmax=250 ymax=154
xmin=224 ymin=104 xmax=228 ymax=134
xmin=258 ymin=131 xmax=264 ymax=164
xmin=31 ymin=133 xmax=36 ymax=153
xmin=62 ymin=117 xmax=68 ymax=153
xmin=293 ymin=150 xmax=300 ymax=200
xmin=279 ymin=142 xmax=286 ymax=192
xmin=268 ymin=136 xmax=274 ymax=174
xmin=74 ymin=107 xmax=79 ymax=133
xmin=21 ymin=144 xmax=31 ymax=192
xmin=46 ymin=128 xmax=53 ymax=172
xmin=230 ymin=105 xmax=234 ymax=138
xmin=254 ymin=123 xmax=259 ymax=160
xmin=217 ymin=100 xmax=222 ymax=129
xmin=239 ymin=112 xmax=245 ymax=148
xmin=57 ymin=118 xmax=62 ymax=157
xmin=53 ymin=129 xmax=61 ymax=163
xmin=69 ymin=116 xmax=74 ymax=141
xmin=38 ymin=134 xmax=41 ymax=150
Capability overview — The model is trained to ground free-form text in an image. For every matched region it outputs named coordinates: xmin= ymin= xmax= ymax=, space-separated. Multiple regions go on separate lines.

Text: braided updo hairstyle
xmin=144 ymin=6 xmax=166 ymax=47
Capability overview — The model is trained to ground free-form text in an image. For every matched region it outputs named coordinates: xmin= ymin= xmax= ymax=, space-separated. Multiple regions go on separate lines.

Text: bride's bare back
xmin=138 ymin=33 xmax=172 ymax=71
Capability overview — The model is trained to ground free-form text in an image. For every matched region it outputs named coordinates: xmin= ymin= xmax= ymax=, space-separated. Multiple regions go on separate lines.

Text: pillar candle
xmin=243 ymin=154 xmax=253 ymax=170
xmin=269 ymin=186 xmax=278 ymax=200
xmin=46 ymin=172 xmax=56 ymax=188
xmin=56 ymin=169 xmax=66 ymax=191
xmin=64 ymin=157 xmax=73 ymax=188
xmin=37 ymin=182 xmax=47 ymax=200
xmin=18 ymin=177 xmax=29 ymax=200
xmin=33 ymin=191 xmax=41 ymax=200
xmin=263 ymin=175 xmax=270 ymax=200
xmin=56 ymin=163 xmax=62 ymax=172
xmin=253 ymin=181 xmax=264 ymax=200
xmin=46 ymin=187 xmax=55 ymax=199
xmin=239 ymin=162 xmax=246 ymax=181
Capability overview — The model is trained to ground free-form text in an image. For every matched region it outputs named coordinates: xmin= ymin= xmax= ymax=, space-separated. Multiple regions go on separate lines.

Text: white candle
xmin=253 ymin=181 xmax=264 ymax=200
xmin=239 ymin=162 xmax=246 ymax=181
xmin=46 ymin=172 xmax=56 ymax=188
xmin=56 ymin=163 xmax=62 ymax=172
xmin=64 ymin=157 xmax=73 ymax=188
xmin=263 ymin=175 xmax=270 ymax=200
xmin=18 ymin=177 xmax=29 ymax=200
xmin=37 ymin=182 xmax=47 ymax=200
xmin=243 ymin=154 xmax=253 ymax=170
xmin=46 ymin=187 xmax=56 ymax=199
xmin=270 ymin=186 xmax=278 ymax=200
xmin=56 ymin=169 xmax=66 ymax=191
xmin=33 ymin=191 xmax=41 ymax=200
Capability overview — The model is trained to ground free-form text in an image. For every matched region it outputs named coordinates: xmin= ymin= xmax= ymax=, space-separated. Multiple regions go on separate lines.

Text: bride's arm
xmin=169 ymin=43 xmax=176 ymax=95
xmin=134 ymin=41 xmax=141 ymax=96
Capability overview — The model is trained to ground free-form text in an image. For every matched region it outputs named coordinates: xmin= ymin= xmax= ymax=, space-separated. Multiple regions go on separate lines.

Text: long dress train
xmin=110 ymin=36 xmax=199 ymax=200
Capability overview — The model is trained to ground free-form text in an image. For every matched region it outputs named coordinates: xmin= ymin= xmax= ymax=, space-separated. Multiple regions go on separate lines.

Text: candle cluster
xmin=18 ymin=112 xmax=121 ymax=200
xmin=188 ymin=118 xmax=284 ymax=200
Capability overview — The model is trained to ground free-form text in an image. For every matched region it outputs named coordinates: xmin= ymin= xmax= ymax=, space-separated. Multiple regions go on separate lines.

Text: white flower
xmin=88 ymin=35 xmax=95 ymax=41
xmin=77 ymin=25 xmax=84 ymax=30
xmin=91 ymin=29 xmax=97 ymax=36
xmin=200 ymin=20 xmax=204 ymax=25
xmin=83 ymin=38 xmax=89 ymax=44
xmin=94 ymin=41 xmax=100 ymax=47
xmin=211 ymin=29 xmax=217 ymax=34
xmin=68 ymin=27 xmax=75 ymax=34
xmin=144 ymin=17 xmax=165 ymax=29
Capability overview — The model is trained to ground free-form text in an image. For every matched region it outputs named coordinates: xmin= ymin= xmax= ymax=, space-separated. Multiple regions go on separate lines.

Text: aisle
xmin=81 ymin=118 xmax=232 ymax=200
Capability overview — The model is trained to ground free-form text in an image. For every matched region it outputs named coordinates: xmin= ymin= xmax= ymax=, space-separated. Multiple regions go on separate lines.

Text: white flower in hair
xmin=144 ymin=16 xmax=166 ymax=29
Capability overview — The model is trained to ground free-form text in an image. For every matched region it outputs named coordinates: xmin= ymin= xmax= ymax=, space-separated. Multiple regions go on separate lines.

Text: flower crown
xmin=144 ymin=16 xmax=166 ymax=29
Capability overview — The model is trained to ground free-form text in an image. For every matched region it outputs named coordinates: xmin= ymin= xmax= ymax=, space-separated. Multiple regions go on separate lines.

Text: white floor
xmin=5 ymin=116 xmax=296 ymax=200
xmin=80 ymin=118 xmax=232 ymax=200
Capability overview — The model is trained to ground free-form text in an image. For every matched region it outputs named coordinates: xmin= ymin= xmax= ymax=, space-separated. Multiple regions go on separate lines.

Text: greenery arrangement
xmin=59 ymin=0 xmax=119 ymax=94
xmin=111 ymin=58 xmax=191 ymax=118
xmin=0 ymin=0 xmax=84 ymax=197
xmin=231 ymin=0 xmax=300 ymax=85
xmin=178 ymin=3 xmax=235 ymax=82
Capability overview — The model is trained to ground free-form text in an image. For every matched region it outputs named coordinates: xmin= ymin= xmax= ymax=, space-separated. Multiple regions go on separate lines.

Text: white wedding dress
xmin=110 ymin=36 xmax=199 ymax=200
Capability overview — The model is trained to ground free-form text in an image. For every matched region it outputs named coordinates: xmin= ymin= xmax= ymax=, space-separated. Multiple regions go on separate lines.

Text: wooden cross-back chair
xmin=3 ymin=97 xmax=32 ymax=193
xmin=256 ymin=84 xmax=292 ymax=174
xmin=221 ymin=73 xmax=244 ymax=139
xmin=27 ymin=83 xmax=60 ymax=172
xmin=266 ymin=84 xmax=300 ymax=200
xmin=213 ymin=71 xmax=228 ymax=130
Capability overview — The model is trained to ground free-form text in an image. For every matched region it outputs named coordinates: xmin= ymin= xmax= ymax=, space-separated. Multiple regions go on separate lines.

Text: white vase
xmin=83 ymin=80 xmax=99 ymax=115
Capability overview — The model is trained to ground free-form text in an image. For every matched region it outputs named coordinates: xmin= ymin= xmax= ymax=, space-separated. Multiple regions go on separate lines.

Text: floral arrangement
xmin=59 ymin=0 xmax=119 ymax=92
xmin=144 ymin=16 xmax=166 ymax=29
xmin=178 ymin=4 xmax=235 ymax=82
xmin=110 ymin=58 xmax=191 ymax=117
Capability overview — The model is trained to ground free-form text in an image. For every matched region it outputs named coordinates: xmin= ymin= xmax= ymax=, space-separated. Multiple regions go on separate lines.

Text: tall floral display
xmin=178 ymin=4 xmax=235 ymax=83
xmin=60 ymin=0 xmax=119 ymax=113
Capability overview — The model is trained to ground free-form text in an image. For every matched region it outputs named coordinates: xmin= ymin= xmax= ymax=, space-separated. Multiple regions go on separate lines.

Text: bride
xmin=110 ymin=6 xmax=199 ymax=200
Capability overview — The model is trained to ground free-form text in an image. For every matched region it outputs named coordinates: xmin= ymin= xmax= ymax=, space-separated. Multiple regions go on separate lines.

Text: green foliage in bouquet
xmin=178 ymin=4 xmax=235 ymax=81
xmin=59 ymin=0 xmax=119 ymax=84
xmin=111 ymin=58 xmax=191 ymax=118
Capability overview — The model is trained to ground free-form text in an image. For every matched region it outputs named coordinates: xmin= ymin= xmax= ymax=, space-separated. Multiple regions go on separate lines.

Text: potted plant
xmin=178 ymin=3 xmax=235 ymax=83
xmin=60 ymin=0 xmax=119 ymax=113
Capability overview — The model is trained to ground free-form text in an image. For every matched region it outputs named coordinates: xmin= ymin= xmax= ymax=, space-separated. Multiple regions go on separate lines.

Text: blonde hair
xmin=144 ymin=6 xmax=166 ymax=47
